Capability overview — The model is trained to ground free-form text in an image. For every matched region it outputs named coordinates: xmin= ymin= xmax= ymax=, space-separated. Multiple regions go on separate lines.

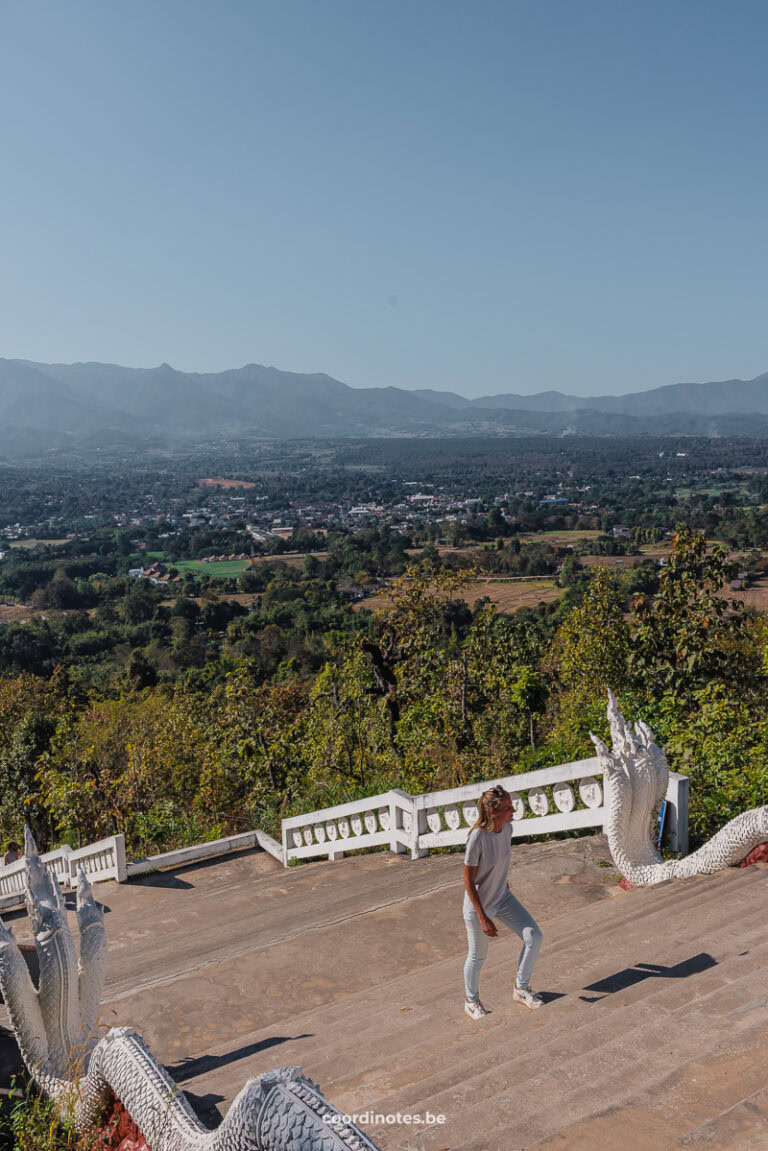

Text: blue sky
xmin=1 ymin=1 xmax=766 ymax=397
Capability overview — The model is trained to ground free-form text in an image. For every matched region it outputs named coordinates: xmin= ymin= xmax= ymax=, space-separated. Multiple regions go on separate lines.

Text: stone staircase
xmin=5 ymin=835 xmax=768 ymax=1150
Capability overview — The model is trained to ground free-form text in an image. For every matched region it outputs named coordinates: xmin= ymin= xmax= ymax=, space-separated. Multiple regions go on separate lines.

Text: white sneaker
xmin=513 ymin=985 xmax=543 ymax=1010
xmin=464 ymin=998 xmax=490 ymax=1020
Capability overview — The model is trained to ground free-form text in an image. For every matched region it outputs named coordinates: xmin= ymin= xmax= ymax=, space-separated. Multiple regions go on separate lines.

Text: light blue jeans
xmin=463 ymin=889 xmax=543 ymax=1002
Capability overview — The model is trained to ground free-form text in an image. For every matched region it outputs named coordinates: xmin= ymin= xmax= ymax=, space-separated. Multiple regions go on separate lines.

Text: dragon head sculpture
xmin=592 ymin=691 xmax=768 ymax=885
xmin=0 ymin=829 xmax=381 ymax=1151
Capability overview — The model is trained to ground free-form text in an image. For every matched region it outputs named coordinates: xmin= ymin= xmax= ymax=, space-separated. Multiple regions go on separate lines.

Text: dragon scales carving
xmin=0 ymin=828 xmax=380 ymax=1151
xmin=591 ymin=691 xmax=768 ymax=885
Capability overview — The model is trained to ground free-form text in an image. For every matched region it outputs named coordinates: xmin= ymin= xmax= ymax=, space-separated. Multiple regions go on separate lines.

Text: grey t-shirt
xmin=463 ymin=824 xmax=513 ymax=913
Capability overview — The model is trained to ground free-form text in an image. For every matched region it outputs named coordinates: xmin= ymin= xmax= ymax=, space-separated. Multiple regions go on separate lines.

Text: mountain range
xmin=2 ymin=358 xmax=768 ymax=453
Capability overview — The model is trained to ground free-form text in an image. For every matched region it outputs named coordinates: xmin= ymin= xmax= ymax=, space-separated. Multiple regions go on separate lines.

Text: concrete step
xmin=665 ymin=1084 xmax=768 ymax=1150
xmin=98 ymin=835 xmax=621 ymax=1064
xmin=8 ymin=833 xmax=760 ymax=1151
xmin=380 ymin=995 xmax=768 ymax=1150
xmin=354 ymin=893 xmax=768 ymax=1134
xmin=538 ymin=862 xmax=768 ymax=961
xmin=292 ymin=866 xmax=768 ymax=1099
xmin=329 ymin=925 xmax=768 ymax=1119
xmin=213 ymin=862 xmax=766 ymax=1080
xmin=172 ymin=861 xmax=765 ymax=1081
xmin=101 ymin=852 xmax=465 ymax=1000
xmin=181 ymin=862 xmax=768 ymax=1129
xmin=527 ymin=1018 xmax=768 ymax=1151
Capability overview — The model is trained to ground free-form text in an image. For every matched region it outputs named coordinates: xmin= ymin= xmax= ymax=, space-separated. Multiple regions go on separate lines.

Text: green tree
xmin=549 ymin=566 xmax=631 ymax=758
xmin=629 ymin=529 xmax=748 ymax=704
xmin=557 ymin=566 xmax=630 ymax=698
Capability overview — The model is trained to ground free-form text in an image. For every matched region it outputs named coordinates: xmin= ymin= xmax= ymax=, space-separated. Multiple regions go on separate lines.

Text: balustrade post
xmin=664 ymin=772 xmax=689 ymax=856
xmin=114 ymin=834 xmax=128 ymax=883
xmin=410 ymin=798 xmax=429 ymax=860
xmin=389 ymin=789 xmax=411 ymax=855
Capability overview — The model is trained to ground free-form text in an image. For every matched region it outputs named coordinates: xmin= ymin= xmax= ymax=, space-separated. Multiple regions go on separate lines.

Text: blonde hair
xmin=472 ymin=785 xmax=510 ymax=832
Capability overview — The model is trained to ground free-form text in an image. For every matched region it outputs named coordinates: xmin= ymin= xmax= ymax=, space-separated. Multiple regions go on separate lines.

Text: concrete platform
xmin=3 ymin=837 xmax=768 ymax=1149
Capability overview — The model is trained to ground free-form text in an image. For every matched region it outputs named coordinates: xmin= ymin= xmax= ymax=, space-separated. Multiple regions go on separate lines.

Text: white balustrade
xmin=509 ymin=792 xmax=525 ymax=820
xmin=280 ymin=757 xmax=687 ymax=866
xmin=67 ymin=835 xmax=127 ymax=886
xmin=579 ymin=776 xmax=603 ymax=808
xmin=0 ymin=758 xmax=690 ymax=893
xmin=0 ymin=756 xmax=690 ymax=893
xmin=0 ymin=860 xmax=27 ymax=904
xmin=528 ymin=786 xmax=549 ymax=816
xmin=426 ymin=809 xmax=442 ymax=834
xmin=553 ymin=781 xmax=575 ymax=813
xmin=444 ymin=806 xmax=461 ymax=831
xmin=281 ymin=789 xmax=412 ymax=863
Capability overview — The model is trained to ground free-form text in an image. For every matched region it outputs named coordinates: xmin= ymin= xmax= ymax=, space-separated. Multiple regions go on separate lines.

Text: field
xmin=0 ymin=603 xmax=75 ymax=624
xmin=250 ymin=551 xmax=329 ymax=567
xmin=161 ymin=592 xmax=261 ymax=610
xmin=519 ymin=530 xmax=602 ymax=545
xmin=198 ymin=478 xmax=257 ymax=489
xmin=356 ymin=577 xmax=562 ymax=615
xmin=461 ymin=578 xmax=563 ymax=611
xmin=674 ymin=485 xmax=747 ymax=498
xmin=722 ymin=575 xmax=768 ymax=611
xmin=9 ymin=538 xmax=69 ymax=549
xmin=174 ymin=559 xmax=251 ymax=578
xmin=581 ymin=553 xmax=664 ymax=569
xmin=0 ymin=603 xmax=38 ymax=622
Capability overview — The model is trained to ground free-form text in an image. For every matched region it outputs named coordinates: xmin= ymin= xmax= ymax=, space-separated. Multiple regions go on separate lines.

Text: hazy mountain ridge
xmin=1 ymin=358 xmax=768 ymax=452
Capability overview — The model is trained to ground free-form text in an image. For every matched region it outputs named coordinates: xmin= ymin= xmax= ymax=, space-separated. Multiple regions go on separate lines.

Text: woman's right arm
xmin=464 ymin=864 xmax=498 ymax=937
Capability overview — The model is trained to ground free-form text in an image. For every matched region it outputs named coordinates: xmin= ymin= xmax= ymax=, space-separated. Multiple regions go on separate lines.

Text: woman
xmin=3 ymin=841 xmax=20 ymax=867
xmin=463 ymin=785 xmax=543 ymax=1019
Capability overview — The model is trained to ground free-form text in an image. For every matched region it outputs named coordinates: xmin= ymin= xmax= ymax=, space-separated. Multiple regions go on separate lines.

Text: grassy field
xmin=580 ymin=554 xmax=661 ymax=569
xmin=174 ymin=559 xmax=251 ymax=578
xmin=721 ymin=576 xmax=768 ymax=611
xmin=250 ymin=551 xmax=329 ymax=567
xmin=674 ymin=485 xmax=748 ymax=499
xmin=146 ymin=550 xmax=330 ymax=570
xmin=198 ymin=477 xmax=257 ymax=489
xmin=161 ymin=592 xmax=261 ymax=610
xmin=0 ymin=603 xmax=38 ymax=622
xmin=0 ymin=603 xmax=74 ymax=623
xmin=461 ymin=578 xmax=562 ymax=611
xmin=9 ymin=538 xmax=69 ymax=549
xmin=519 ymin=529 xmax=601 ymax=544
xmin=356 ymin=577 xmax=562 ymax=615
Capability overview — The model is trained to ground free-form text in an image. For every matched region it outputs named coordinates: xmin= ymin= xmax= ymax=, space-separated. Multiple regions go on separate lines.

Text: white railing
xmin=0 ymin=827 xmax=285 ymax=909
xmin=281 ymin=758 xmax=689 ymax=866
xmin=125 ymin=829 xmax=283 ymax=877
xmin=0 ymin=756 xmax=689 ymax=899
xmin=0 ymin=844 xmax=74 ymax=910
xmin=68 ymin=834 xmax=127 ymax=886
xmin=282 ymin=788 xmax=413 ymax=863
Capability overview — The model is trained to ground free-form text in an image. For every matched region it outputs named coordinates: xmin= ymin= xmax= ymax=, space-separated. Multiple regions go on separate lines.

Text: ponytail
xmin=471 ymin=785 xmax=510 ymax=832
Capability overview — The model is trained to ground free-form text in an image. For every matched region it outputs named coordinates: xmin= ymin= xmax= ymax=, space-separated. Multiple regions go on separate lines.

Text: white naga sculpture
xmin=591 ymin=691 xmax=768 ymax=886
xmin=0 ymin=828 xmax=380 ymax=1151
